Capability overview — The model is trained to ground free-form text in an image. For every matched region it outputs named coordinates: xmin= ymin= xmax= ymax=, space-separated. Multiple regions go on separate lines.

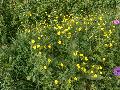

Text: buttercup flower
xmin=44 ymin=66 xmax=47 ymax=69
xmin=31 ymin=39 xmax=35 ymax=44
xmin=74 ymin=77 xmax=78 ymax=81
xmin=54 ymin=80 xmax=59 ymax=85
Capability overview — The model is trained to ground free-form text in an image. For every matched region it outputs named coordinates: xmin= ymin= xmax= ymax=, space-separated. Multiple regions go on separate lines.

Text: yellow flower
xmin=38 ymin=52 xmax=42 ymax=54
xmin=109 ymin=30 xmax=112 ymax=34
xmin=109 ymin=43 xmax=113 ymax=47
xmin=78 ymin=27 xmax=82 ymax=31
xmin=76 ymin=22 xmax=79 ymax=24
xmin=54 ymin=80 xmax=59 ymax=85
xmin=83 ymin=68 xmax=86 ymax=73
xmin=101 ymin=28 xmax=104 ymax=31
xmin=90 ymin=71 xmax=94 ymax=73
xmin=104 ymin=33 xmax=108 ymax=37
xmin=103 ymin=58 xmax=106 ymax=61
xmin=64 ymin=29 xmax=68 ymax=32
xmin=105 ymin=44 xmax=108 ymax=47
xmin=53 ymin=19 xmax=57 ymax=22
xmin=100 ymin=72 xmax=102 ymax=74
xmin=57 ymin=31 xmax=61 ymax=35
xmin=48 ymin=58 xmax=51 ymax=63
xmin=38 ymin=37 xmax=41 ymax=40
xmin=31 ymin=39 xmax=35 ymax=44
xmin=80 ymin=54 xmax=84 ymax=57
xmin=48 ymin=15 xmax=51 ymax=17
xmin=58 ymin=26 xmax=62 ymax=29
xmin=37 ymin=45 xmax=40 ymax=48
xmin=90 ymin=18 xmax=93 ymax=21
xmin=98 ymin=23 xmax=100 ymax=26
xmin=41 ymin=35 xmax=43 ymax=37
xmin=99 ymin=17 xmax=103 ymax=20
xmin=32 ymin=45 xmax=36 ymax=49
xmin=25 ymin=29 xmax=30 ymax=33
xmin=74 ymin=77 xmax=78 ymax=81
xmin=76 ymin=64 xmax=80 ymax=69
xmin=48 ymin=44 xmax=51 ymax=48
xmin=84 ymin=57 xmax=88 ymax=61
xmin=68 ymin=27 xmax=71 ymax=30
xmin=60 ymin=63 xmax=64 ymax=67
xmin=58 ymin=40 xmax=62 ymax=44
xmin=99 ymin=66 xmax=102 ymax=69
xmin=73 ymin=51 xmax=78 ymax=56
xmin=44 ymin=66 xmax=47 ymax=69
xmin=93 ymin=74 xmax=97 ymax=78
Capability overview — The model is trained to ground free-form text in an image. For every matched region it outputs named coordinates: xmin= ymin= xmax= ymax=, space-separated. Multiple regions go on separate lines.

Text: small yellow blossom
xmin=57 ymin=31 xmax=61 ymax=35
xmin=38 ymin=37 xmax=41 ymax=40
xmin=54 ymin=80 xmax=59 ymax=85
xmin=100 ymin=72 xmax=102 ymax=74
xmin=91 ymin=71 xmax=94 ymax=73
xmin=93 ymin=74 xmax=97 ymax=78
xmin=103 ymin=58 xmax=106 ymax=61
xmin=38 ymin=52 xmax=42 ymax=54
xmin=48 ymin=58 xmax=51 ymax=63
xmin=83 ymin=68 xmax=86 ymax=72
xmin=44 ymin=66 xmax=47 ymax=69
xmin=109 ymin=30 xmax=112 ymax=34
xmin=28 ymin=30 xmax=30 ymax=33
xmin=104 ymin=33 xmax=108 ymax=37
xmin=80 ymin=54 xmax=84 ymax=57
xmin=76 ymin=64 xmax=80 ymax=69
xmin=48 ymin=44 xmax=51 ymax=48
xmin=37 ymin=45 xmax=40 ymax=48
xmin=76 ymin=22 xmax=79 ymax=24
xmin=78 ymin=27 xmax=82 ymax=31
xmin=48 ymin=15 xmax=51 ymax=17
xmin=60 ymin=63 xmax=64 ymax=67
xmin=104 ymin=44 xmax=108 ymax=47
xmin=32 ymin=45 xmax=36 ymax=49
xmin=101 ymin=28 xmax=104 ymax=31
xmin=84 ymin=57 xmax=88 ymax=61
xmin=68 ymin=27 xmax=71 ymax=30
xmin=90 ymin=18 xmax=93 ymax=21
xmin=73 ymin=51 xmax=78 ymax=56
xmin=74 ymin=77 xmax=78 ymax=81
xmin=41 ymin=35 xmax=44 ymax=37
xmin=58 ymin=40 xmax=62 ymax=44
xmin=31 ymin=39 xmax=35 ymax=44
xmin=99 ymin=17 xmax=103 ymax=20
xmin=109 ymin=43 xmax=113 ymax=47
xmin=58 ymin=26 xmax=62 ymax=29
xmin=98 ymin=23 xmax=100 ymax=26
xmin=82 ymin=62 xmax=86 ymax=65
xmin=64 ymin=29 xmax=68 ymax=32
xmin=99 ymin=66 xmax=102 ymax=69
xmin=53 ymin=19 xmax=57 ymax=22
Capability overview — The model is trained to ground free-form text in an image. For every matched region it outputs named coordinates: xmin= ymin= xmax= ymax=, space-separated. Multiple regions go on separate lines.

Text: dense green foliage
xmin=0 ymin=0 xmax=120 ymax=90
